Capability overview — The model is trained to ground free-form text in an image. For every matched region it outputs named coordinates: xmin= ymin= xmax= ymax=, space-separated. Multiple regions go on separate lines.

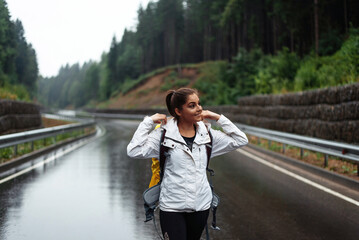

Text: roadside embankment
xmin=87 ymin=82 xmax=359 ymax=144
xmin=0 ymin=100 xmax=42 ymax=135
xmin=232 ymin=83 xmax=359 ymax=144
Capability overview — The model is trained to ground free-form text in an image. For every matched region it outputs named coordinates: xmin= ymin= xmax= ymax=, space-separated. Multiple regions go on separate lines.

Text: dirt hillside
xmin=105 ymin=67 xmax=200 ymax=109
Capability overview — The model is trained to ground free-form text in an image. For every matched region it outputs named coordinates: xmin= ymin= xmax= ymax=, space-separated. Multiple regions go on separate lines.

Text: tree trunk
xmin=203 ymin=25 xmax=207 ymax=61
xmin=231 ymin=22 xmax=236 ymax=58
xmin=243 ymin=11 xmax=248 ymax=51
xmin=208 ymin=23 xmax=212 ymax=60
xmin=203 ymin=22 xmax=208 ymax=61
xmin=216 ymin=28 xmax=222 ymax=60
xmin=290 ymin=29 xmax=294 ymax=52
xmin=344 ymin=0 xmax=348 ymax=34
xmin=238 ymin=20 xmax=242 ymax=51
xmin=273 ymin=16 xmax=277 ymax=54
xmin=164 ymin=30 xmax=168 ymax=66
xmin=261 ymin=0 xmax=268 ymax=53
xmin=314 ymin=0 xmax=319 ymax=55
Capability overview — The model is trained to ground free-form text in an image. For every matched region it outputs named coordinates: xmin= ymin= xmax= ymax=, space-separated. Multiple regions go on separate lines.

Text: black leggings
xmin=159 ymin=209 xmax=210 ymax=240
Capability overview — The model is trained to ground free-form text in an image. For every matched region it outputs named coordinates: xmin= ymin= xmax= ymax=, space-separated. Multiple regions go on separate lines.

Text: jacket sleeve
xmin=210 ymin=114 xmax=248 ymax=158
xmin=127 ymin=116 xmax=161 ymax=159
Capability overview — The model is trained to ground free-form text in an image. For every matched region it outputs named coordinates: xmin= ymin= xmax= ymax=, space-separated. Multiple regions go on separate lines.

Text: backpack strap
xmin=206 ymin=129 xmax=214 ymax=177
xmin=159 ymin=129 xmax=168 ymax=182
xmin=205 ymin=129 xmax=220 ymax=231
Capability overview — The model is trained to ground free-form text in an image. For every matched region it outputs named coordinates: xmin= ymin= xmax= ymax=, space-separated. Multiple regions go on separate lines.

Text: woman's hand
xmin=150 ymin=113 xmax=168 ymax=124
xmin=201 ymin=110 xmax=220 ymax=121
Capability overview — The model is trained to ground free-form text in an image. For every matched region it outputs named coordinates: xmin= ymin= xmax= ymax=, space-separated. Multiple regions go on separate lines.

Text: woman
xmin=127 ymin=88 xmax=248 ymax=240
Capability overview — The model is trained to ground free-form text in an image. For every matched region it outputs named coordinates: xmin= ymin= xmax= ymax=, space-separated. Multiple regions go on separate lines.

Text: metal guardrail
xmin=236 ymin=123 xmax=359 ymax=168
xmin=0 ymin=116 xmax=96 ymax=153
xmin=85 ymin=111 xmax=359 ymax=174
xmin=87 ymin=112 xmax=146 ymax=120
xmin=42 ymin=113 xmax=88 ymax=123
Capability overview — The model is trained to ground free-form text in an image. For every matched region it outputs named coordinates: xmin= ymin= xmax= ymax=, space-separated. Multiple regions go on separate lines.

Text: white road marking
xmin=237 ymin=148 xmax=359 ymax=207
xmin=0 ymin=126 xmax=105 ymax=185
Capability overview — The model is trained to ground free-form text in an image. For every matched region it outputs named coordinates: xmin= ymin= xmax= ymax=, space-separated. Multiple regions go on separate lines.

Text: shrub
xmin=335 ymin=30 xmax=359 ymax=82
xmin=255 ymin=47 xmax=300 ymax=94
xmin=0 ymin=83 xmax=30 ymax=101
xmin=0 ymin=88 xmax=17 ymax=100
xmin=231 ymin=48 xmax=264 ymax=96
xmin=121 ymin=77 xmax=143 ymax=95
xmin=160 ymin=71 xmax=190 ymax=91
xmin=194 ymin=61 xmax=229 ymax=105
xmin=318 ymin=28 xmax=343 ymax=56
xmin=295 ymin=30 xmax=359 ymax=91
xmin=294 ymin=55 xmax=321 ymax=91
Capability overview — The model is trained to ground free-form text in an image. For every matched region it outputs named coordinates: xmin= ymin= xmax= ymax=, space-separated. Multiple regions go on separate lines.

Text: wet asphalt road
xmin=0 ymin=119 xmax=358 ymax=240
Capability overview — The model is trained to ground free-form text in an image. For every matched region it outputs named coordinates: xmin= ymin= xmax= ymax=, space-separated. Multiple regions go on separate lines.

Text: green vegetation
xmin=36 ymin=0 xmax=359 ymax=109
xmin=0 ymin=1 xmax=38 ymax=101
xmin=37 ymin=62 xmax=102 ymax=108
xmin=1 ymin=0 xmax=357 ymax=108
xmin=37 ymin=29 xmax=359 ymax=108
xmin=194 ymin=61 xmax=230 ymax=105
xmin=161 ymin=72 xmax=190 ymax=91
xmin=295 ymin=29 xmax=359 ymax=90
xmin=196 ymin=32 xmax=359 ymax=105
xmin=0 ymin=82 xmax=30 ymax=101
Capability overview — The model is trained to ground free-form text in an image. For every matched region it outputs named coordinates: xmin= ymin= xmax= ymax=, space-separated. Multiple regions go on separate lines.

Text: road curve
xmin=0 ymin=119 xmax=358 ymax=240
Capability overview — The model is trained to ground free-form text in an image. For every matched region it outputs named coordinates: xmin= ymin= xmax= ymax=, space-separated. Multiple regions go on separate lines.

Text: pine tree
xmin=0 ymin=0 xmax=16 ymax=85
xmin=14 ymin=20 xmax=38 ymax=95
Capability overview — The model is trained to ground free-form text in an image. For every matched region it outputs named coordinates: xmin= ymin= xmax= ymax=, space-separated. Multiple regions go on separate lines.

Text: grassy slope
xmin=96 ymin=64 xmax=203 ymax=109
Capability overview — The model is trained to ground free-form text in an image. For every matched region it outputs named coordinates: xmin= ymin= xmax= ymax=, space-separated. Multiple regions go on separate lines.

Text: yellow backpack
xmin=148 ymin=124 xmax=161 ymax=188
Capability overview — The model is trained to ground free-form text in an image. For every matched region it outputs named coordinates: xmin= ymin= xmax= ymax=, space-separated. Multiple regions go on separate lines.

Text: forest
xmin=0 ymin=0 xmax=38 ymax=101
xmin=3 ymin=0 xmax=359 ymax=108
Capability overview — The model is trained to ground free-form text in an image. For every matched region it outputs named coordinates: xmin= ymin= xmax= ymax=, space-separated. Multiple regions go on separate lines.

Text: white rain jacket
xmin=127 ymin=115 xmax=248 ymax=212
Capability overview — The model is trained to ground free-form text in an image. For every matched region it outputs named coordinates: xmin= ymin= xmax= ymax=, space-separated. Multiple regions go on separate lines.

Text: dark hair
xmin=166 ymin=88 xmax=198 ymax=120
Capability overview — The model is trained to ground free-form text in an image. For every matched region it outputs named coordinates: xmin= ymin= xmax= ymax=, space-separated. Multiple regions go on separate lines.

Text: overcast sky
xmin=6 ymin=0 xmax=152 ymax=77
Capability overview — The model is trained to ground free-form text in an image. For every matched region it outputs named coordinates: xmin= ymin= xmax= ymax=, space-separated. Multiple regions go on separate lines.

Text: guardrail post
xmin=14 ymin=145 xmax=18 ymax=156
xmin=31 ymin=141 xmax=34 ymax=151
xmin=324 ymin=154 xmax=328 ymax=167
xmin=282 ymin=144 xmax=286 ymax=153
xmin=268 ymin=140 xmax=271 ymax=148
xmin=300 ymin=148 xmax=304 ymax=159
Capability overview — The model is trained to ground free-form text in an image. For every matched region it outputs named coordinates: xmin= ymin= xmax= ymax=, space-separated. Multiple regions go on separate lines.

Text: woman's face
xmin=175 ymin=93 xmax=203 ymax=123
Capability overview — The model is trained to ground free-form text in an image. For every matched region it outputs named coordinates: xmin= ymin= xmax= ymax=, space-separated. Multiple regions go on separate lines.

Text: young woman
xmin=127 ymin=88 xmax=248 ymax=240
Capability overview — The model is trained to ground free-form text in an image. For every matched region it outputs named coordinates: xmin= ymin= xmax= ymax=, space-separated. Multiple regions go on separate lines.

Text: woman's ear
xmin=175 ymin=108 xmax=181 ymax=117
